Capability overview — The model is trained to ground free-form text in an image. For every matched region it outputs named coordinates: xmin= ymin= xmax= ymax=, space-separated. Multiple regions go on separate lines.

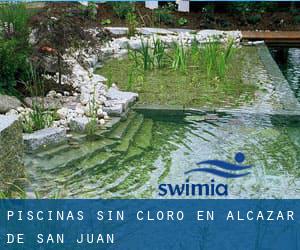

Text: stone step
xmin=108 ymin=112 xmax=136 ymax=140
xmin=38 ymin=138 xmax=118 ymax=173
xmin=36 ymin=143 xmax=71 ymax=159
xmin=60 ymin=152 xmax=121 ymax=185
xmin=123 ymin=145 xmax=144 ymax=163
xmin=113 ymin=114 xmax=144 ymax=153
xmin=133 ymin=119 xmax=153 ymax=150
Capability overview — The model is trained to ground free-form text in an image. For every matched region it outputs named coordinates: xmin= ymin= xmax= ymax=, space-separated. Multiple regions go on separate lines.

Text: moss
xmin=96 ymin=46 xmax=258 ymax=108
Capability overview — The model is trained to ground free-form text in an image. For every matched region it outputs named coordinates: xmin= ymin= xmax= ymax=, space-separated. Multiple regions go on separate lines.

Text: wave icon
xmin=185 ymin=152 xmax=252 ymax=178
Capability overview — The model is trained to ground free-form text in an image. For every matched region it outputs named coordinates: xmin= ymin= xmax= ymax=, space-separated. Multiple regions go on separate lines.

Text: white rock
xmin=57 ymin=107 xmax=69 ymax=119
xmin=6 ymin=109 xmax=18 ymax=116
xmin=99 ymin=119 xmax=105 ymax=125
xmin=47 ymin=90 xmax=56 ymax=98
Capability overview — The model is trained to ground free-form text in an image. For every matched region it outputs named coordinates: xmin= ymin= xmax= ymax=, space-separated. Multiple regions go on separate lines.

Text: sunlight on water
xmin=25 ymin=112 xmax=300 ymax=199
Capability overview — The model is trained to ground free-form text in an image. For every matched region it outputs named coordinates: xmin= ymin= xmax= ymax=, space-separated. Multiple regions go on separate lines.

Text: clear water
xmin=24 ymin=47 xmax=300 ymax=199
xmin=25 ymin=111 xmax=300 ymax=199
xmin=270 ymin=47 xmax=300 ymax=102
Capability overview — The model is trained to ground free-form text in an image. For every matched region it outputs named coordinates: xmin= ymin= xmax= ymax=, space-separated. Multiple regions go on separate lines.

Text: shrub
xmin=177 ymin=17 xmax=188 ymax=26
xmin=294 ymin=15 xmax=300 ymax=24
xmin=112 ymin=2 xmax=135 ymax=20
xmin=126 ymin=13 xmax=138 ymax=37
xmin=154 ymin=4 xmax=175 ymax=26
xmin=0 ymin=2 xmax=31 ymax=94
xmin=247 ymin=14 xmax=262 ymax=25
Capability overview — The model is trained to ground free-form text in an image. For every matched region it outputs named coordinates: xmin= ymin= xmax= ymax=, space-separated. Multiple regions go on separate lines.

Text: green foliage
xmin=294 ymin=15 xmax=300 ymax=24
xmin=154 ymin=3 xmax=176 ymax=26
xmin=112 ymin=2 xmax=135 ymax=20
xmin=203 ymin=38 xmax=235 ymax=80
xmin=0 ymin=2 xmax=31 ymax=95
xmin=171 ymin=42 xmax=188 ymax=73
xmin=85 ymin=86 xmax=99 ymax=136
xmin=101 ymin=18 xmax=112 ymax=25
xmin=247 ymin=14 xmax=262 ymax=25
xmin=21 ymin=65 xmax=55 ymax=133
xmin=153 ymin=38 xmax=167 ymax=69
xmin=177 ymin=17 xmax=188 ymax=26
xmin=126 ymin=12 xmax=138 ymax=37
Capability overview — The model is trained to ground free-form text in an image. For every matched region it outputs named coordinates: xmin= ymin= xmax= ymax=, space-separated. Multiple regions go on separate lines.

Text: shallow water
xmin=25 ymin=111 xmax=300 ymax=199
xmin=270 ymin=47 xmax=300 ymax=102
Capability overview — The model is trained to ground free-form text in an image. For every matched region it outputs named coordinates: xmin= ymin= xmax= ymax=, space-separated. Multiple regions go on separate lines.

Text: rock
xmin=24 ymin=97 xmax=62 ymax=110
xmin=138 ymin=27 xmax=176 ymax=36
xmin=47 ymin=90 xmax=57 ymax=98
xmin=0 ymin=115 xmax=24 ymax=192
xmin=128 ymin=40 xmax=142 ymax=50
xmin=0 ymin=95 xmax=22 ymax=114
xmin=103 ymin=104 xmax=123 ymax=117
xmin=23 ymin=127 xmax=67 ymax=151
xmin=69 ymin=117 xmax=90 ymax=132
xmin=106 ymin=87 xmax=138 ymax=110
xmin=6 ymin=109 xmax=18 ymax=116
xmin=99 ymin=119 xmax=105 ymax=125
xmin=104 ymin=27 xmax=128 ymax=35
xmin=57 ymin=107 xmax=69 ymax=120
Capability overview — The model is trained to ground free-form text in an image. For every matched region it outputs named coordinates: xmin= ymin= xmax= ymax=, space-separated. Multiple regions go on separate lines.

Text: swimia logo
xmin=158 ymin=152 xmax=252 ymax=197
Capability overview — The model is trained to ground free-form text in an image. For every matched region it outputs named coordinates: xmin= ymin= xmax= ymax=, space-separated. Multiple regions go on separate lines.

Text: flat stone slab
xmin=0 ymin=115 xmax=18 ymax=133
xmin=137 ymin=27 xmax=176 ymax=36
xmin=23 ymin=127 xmax=67 ymax=151
xmin=69 ymin=117 xmax=90 ymax=132
xmin=104 ymin=27 xmax=128 ymax=35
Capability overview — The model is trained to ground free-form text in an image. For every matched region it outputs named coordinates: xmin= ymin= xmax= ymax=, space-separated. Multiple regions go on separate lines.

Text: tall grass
xmin=171 ymin=42 xmax=188 ymax=73
xmin=21 ymin=64 xmax=55 ymax=133
xmin=153 ymin=38 xmax=166 ymax=69
xmin=203 ymin=38 xmax=235 ymax=79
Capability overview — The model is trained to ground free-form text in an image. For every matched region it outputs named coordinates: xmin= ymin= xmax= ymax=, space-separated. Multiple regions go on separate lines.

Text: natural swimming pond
xmin=25 ymin=111 xmax=300 ymax=198
xmin=24 ymin=45 xmax=300 ymax=199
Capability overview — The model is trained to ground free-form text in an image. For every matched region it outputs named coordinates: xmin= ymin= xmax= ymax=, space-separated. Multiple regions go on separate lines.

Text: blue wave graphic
xmin=185 ymin=153 xmax=252 ymax=179
xmin=185 ymin=168 xmax=251 ymax=178
xmin=196 ymin=160 xmax=252 ymax=171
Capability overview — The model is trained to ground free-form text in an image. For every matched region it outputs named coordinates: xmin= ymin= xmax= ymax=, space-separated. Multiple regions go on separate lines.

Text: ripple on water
xmin=25 ymin=112 xmax=300 ymax=199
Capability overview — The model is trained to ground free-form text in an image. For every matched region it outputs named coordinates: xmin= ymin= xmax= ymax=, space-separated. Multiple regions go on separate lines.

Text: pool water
xmin=25 ymin=111 xmax=300 ymax=199
xmin=270 ymin=47 xmax=300 ymax=101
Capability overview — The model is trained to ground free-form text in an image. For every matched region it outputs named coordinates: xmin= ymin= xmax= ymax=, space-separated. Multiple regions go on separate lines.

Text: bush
xmin=247 ymin=14 xmax=262 ymax=25
xmin=112 ymin=2 xmax=135 ymax=19
xmin=154 ymin=3 xmax=176 ymax=26
xmin=294 ymin=15 xmax=300 ymax=24
xmin=0 ymin=3 xmax=31 ymax=94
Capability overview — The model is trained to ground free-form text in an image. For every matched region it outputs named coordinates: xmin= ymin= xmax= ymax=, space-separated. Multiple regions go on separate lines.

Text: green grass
xmin=96 ymin=45 xmax=258 ymax=108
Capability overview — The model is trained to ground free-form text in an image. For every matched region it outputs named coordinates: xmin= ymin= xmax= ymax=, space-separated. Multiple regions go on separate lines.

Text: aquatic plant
xmin=21 ymin=64 xmax=55 ymax=133
xmin=126 ymin=13 xmax=138 ymax=37
xmin=152 ymin=38 xmax=167 ymax=69
xmin=137 ymin=40 xmax=153 ymax=71
xmin=171 ymin=42 xmax=188 ymax=73
xmin=203 ymin=38 xmax=235 ymax=79
xmin=85 ymin=86 xmax=99 ymax=136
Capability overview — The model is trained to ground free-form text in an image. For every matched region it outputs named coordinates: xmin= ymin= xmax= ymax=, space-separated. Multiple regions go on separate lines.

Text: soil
xmin=30 ymin=2 xmax=300 ymax=32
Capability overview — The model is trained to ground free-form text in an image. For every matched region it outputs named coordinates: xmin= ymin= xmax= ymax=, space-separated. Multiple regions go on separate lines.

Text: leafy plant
xmin=101 ymin=19 xmax=112 ymax=25
xmin=0 ymin=2 xmax=31 ymax=95
xmin=294 ymin=15 xmax=300 ymax=24
xmin=112 ymin=2 xmax=135 ymax=20
xmin=126 ymin=13 xmax=138 ymax=37
xmin=171 ymin=42 xmax=188 ymax=73
xmin=21 ymin=64 xmax=55 ymax=133
xmin=85 ymin=86 xmax=99 ymax=136
xmin=203 ymin=38 xmax=235 ymax=79
xmin=153 ymin=38 xmax=167 ymax=69
xmin=154 ymin=4 xmax=175 ymax=26
xmin=177 ymin=17 xmax=188 ymax=26
xmin=247 ymin=14 xmax=262 ymax=25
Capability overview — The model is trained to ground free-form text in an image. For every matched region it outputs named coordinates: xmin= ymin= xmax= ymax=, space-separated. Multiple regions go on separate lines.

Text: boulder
xmin=0 ymin=95 xmax=21 ymax=113
xmin=0 ymin=115 xmax=24 ymax=192
xmin=23 ymin=127 xmax=67 ymax=151
xmin=69 ymin=117 xmax=90 ymax=132
xmin=24 ymin=97 xmax=62 ymax=110
xmin=106 ymin=87 xmax=138 ymax=106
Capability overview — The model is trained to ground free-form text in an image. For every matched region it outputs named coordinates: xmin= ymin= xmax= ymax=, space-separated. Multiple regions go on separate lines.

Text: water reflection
xmin=269 ymin=47 xmax=300 ymax=101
